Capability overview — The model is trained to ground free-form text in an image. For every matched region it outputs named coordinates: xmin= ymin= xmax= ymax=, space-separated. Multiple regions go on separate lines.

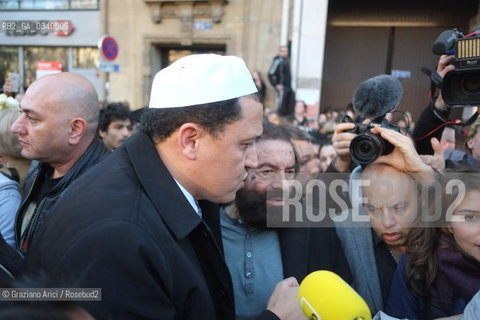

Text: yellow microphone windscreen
xmin=298 ymin=270 xmax=371 ymax=320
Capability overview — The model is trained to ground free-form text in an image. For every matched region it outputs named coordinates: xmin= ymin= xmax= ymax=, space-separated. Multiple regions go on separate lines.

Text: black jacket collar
xmin=124 ymin=131 xmax=202 ymax=239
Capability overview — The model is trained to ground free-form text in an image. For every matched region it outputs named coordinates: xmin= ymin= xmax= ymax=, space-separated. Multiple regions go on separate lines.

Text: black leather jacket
xmin=15 ymin=137 xmax=108 ymax=252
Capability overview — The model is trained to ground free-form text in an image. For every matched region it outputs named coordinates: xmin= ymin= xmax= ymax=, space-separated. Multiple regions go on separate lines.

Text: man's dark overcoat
xmin=26 ymin=132 xmax=238 ymax=320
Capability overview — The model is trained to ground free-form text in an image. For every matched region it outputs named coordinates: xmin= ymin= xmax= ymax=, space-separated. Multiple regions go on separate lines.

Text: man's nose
xmin=271 ymin=171 xmax=292 ymax=191
xmin=381 ymin=208 xmax=396 ymax=228
xmin=121 ymin=126 xmax=131 ymax=137
xmin=10 ymin=114 xmax=26 ymax=135
xmin=245 ymin=143 xmax=258 ymax=169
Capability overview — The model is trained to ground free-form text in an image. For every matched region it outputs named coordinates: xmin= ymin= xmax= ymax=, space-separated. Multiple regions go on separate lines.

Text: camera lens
xmin=461 ymin=74 xmax=480 ymax=96
xmin=358 ymin=140 xmax=373 ymax=155
xmin=350 ymin=134 xmax=382 ymax=166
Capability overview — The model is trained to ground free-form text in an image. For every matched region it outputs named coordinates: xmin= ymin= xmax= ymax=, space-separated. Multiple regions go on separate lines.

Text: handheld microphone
xmin=298 ymin=270 xmax=371 ymax=320
xmin=352 ymin=74 xmax=403 ymax=119
xmin=432 ymin=29 xmax=461 ymax=55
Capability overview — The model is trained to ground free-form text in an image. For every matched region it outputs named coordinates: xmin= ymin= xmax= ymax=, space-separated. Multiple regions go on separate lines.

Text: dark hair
xmin=295 ymin=100 xmax=307 ymax=110
xmin=259 ymin=120 xmax=300 ymax=172
xmin=259 ymin=120 xmax=291 ymax=144
xmin=406 ymin=166 xmax=480 ymax=298
xmin=318 ymin=139 xmax=333 ymax=156
xmin=280 ymin=125 xmax=312 ymax=142
xmin=98 ymin=102 xmax=133 ymax=132
xmin=141 ymin=94 xmax=259 ymax=142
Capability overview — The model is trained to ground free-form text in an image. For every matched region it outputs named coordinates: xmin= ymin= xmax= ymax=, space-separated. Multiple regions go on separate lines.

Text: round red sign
xmin=99 ymin=36 xmax=119 ymax=61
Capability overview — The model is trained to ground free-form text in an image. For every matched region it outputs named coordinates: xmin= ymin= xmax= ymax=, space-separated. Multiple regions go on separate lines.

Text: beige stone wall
xmin=105 ymin=0 xmax=287 ymax=110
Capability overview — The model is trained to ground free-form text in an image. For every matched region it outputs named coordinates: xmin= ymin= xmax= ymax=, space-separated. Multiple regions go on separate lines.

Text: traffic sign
xmin=98 ymin=35 xmax=119 ymax=61
xmin=97 ymin=60 xmax=120 ymax=73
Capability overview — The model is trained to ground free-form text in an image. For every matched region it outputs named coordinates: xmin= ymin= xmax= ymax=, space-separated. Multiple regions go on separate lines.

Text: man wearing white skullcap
xmin=25 ymin=54 xmax=303 ymax=320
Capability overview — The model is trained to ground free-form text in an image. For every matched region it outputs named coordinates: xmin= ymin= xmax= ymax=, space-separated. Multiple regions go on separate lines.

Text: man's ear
xmin=68 ymin=117 xmax=88 ymax=145
xmin=467 ymin=137 xmax=474 ymax=150
xmin=98 ymin=129 xmax=107 ymax=140
xmin=177 ymin=123 xmax=204 ymax=160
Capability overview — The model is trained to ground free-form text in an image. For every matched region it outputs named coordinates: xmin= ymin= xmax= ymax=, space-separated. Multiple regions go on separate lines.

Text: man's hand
xmin=370 ymin=127 xmax=436 ymax=185
xmin=419 ymin=137 xmax=446 ymax=172
xmin=266 ymin=277 xmax=305 ymax=320
xmin=434 ymin=55 xmax=456 ymax=111
xmin=2 ymin=79 xmax=13 ymax=96
xmin=331 ymin=122 xmax=356 ymax=172
xmin=437 ymin=54 xmax=455 ymax=78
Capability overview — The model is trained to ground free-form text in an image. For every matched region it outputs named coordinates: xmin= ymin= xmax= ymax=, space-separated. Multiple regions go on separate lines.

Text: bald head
xmin=28 ymin=73 xmax=99 ymax=136
xmin=362 ymin=163 xmax=409 ymax=180
xmin=361 ymin=163 xmax=419 ymax=247
xmin=362 ymin=163 xmax=418 ymax=205
xmin=11 ymin=72 xmax=101 ymax=174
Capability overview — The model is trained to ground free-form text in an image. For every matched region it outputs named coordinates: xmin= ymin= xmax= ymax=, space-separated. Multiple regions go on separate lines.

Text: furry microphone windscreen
xmin=352 ymin=74 xmax=403 ymax=119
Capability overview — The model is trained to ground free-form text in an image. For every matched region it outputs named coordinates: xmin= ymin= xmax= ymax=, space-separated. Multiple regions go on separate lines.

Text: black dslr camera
xmin=432 ymin=28 xmax=480 ymax=105
xmin=343 ymin=116 xmax=400 ymax=166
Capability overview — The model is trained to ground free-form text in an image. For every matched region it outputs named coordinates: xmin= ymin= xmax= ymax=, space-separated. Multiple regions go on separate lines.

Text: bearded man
xmin=221 ymin=121 xmax=351 ymax=320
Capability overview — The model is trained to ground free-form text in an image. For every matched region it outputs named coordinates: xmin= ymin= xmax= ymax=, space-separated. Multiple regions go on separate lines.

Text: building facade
xmin=1 ymin=0 xmax=480 ymax=121
xmin=0 ymin=0 xmax=102 ymax=94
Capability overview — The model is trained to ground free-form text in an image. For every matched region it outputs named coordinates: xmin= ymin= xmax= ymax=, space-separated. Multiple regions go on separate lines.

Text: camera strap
xmin=414 ymin=110 xmax=479 ymax=142
xmin=421 ymin=67 xmax=443 ymax=94
xmin=430 ymin=70 xmax=443 ymax=89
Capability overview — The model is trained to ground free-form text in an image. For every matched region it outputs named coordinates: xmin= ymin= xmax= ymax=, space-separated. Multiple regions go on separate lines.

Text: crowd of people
xmin=0 ymin=49 xmax=478 ymax=320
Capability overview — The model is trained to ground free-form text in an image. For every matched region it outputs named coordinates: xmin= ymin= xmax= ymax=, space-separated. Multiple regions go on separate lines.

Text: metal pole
xmin=18 ymin=46 xmax=24 ymax=93
xmin=102 ymin=0 xmax=109 ymax=103
xmin=105 ymin=73 xmax=110 ymax=103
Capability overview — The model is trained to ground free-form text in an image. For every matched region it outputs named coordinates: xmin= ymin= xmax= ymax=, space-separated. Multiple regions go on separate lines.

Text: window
xmin=0 ymin=47 xmax=19 ymax=89
xmin=73 ymin=47 xmax=99 ymax=69
xmin=24 ymin=46 xmax=67 ymax=87
xmin=70 ymin=0 xmax=97 ymax=9
xmin=21 ymin=0 xmax=69 ymax=9
xmin=0 ymin=46 xmax=98 ymax=92
xmin=0 ymin=0 xmax=98 ymax=10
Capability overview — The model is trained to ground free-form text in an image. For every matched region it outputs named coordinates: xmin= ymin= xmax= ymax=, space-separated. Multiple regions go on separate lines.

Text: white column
xmin=292 ymin=0 xmax=329 ymax=118
xmin=290 ymin=0 xmax=303 ymax=90
xmin=280 ymin=0 xmax=290 ymax=46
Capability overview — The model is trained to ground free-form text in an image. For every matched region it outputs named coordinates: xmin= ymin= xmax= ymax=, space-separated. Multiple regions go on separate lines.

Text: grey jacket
xmin=335 ymin=213 xmax=383 ymax=315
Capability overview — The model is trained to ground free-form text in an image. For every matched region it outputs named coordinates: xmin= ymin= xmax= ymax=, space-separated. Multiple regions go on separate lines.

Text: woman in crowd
xmin=318 ymin=141 xmax=336 ymax=172
xmin=0 ymin=108 xmax=30 ymax=246
xmin=0 ymin=108 xmax=31 ymax=187
xmin=386 ymin=167 xmax=480 ymax=319
xmin=291 ymin=100 xmax=309 ymax=127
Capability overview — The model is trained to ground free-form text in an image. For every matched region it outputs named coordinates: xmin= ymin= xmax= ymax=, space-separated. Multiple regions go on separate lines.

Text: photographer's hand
xmin=437 ymin=54 xmax=455 ymax=77
xmin=370 ymin=127 xmax=436 ymax=185
xmin=419 ymin=137 xmax=446 ymax=172
xmin=434 ymin=54 xmax=456 ymax=111
xmin=332 ymin=122 xmax=356 ymax=172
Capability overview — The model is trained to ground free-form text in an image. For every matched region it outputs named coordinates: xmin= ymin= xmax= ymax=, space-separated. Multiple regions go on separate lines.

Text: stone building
xmin=1 ymin=0 xmax=480 ymax=121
